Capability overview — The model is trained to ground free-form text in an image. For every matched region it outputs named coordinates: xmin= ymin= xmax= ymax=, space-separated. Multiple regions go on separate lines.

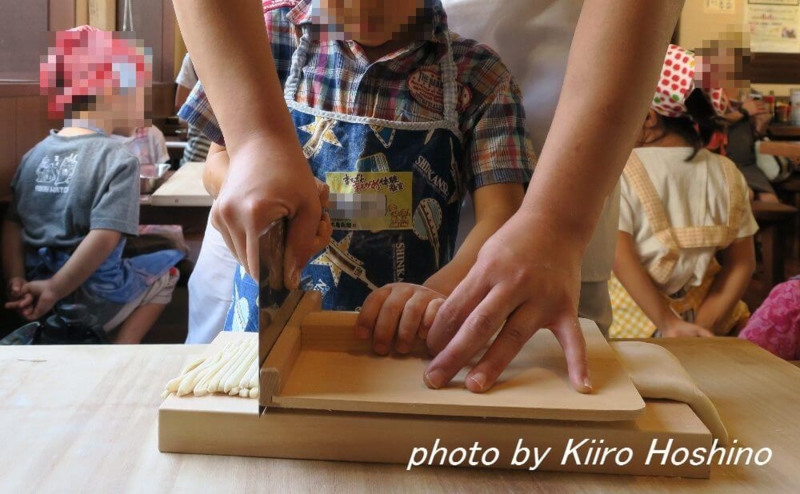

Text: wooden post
xmin=88 ymin=0 xmax=115 ymax=30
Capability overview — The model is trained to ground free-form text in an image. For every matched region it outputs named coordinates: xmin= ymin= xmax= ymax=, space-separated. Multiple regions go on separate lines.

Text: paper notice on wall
xmin=747 ymin=0 xmax=800 ymax=53
xmin=705 ymin=0 xmax=736 ymax=13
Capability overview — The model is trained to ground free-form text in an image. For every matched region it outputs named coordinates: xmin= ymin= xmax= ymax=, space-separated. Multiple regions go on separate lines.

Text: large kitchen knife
xmin=257 ymin=217 xmax=303 ymax=414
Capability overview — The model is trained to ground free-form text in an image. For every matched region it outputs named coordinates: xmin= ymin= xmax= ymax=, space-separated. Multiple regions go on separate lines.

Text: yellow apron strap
xmin=670 ymin=155 xmax=744 ymax=249
xmin=719 ymin=155 xmax=745 ymax=244
xmin=623 ymin=153 xmax=680 ymax=284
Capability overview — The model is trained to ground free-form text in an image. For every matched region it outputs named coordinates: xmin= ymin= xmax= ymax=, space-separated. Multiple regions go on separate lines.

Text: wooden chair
xmin=752 ymin=201 xmax=797 ymax=287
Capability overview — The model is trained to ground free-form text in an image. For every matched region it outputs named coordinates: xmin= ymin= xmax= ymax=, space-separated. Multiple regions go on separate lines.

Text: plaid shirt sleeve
xmin=177 ymin=3 xmax=300 ymax=147
xmin=455 ymin=40 xmax=536 ymax=191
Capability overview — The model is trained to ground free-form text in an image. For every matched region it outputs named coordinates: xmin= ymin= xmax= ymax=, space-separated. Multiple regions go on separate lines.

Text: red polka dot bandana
xmin=652 ymin=44 xmax=697 ymax=118
xmin=40 ymin=25 xmax=152 ymax=119
xmin=705 ymin=87 xmax=731 ymax=116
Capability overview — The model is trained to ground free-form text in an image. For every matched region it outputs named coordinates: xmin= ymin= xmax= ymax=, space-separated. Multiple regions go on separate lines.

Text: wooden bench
xmin=752 ymin=200 xmax=797 ymax=287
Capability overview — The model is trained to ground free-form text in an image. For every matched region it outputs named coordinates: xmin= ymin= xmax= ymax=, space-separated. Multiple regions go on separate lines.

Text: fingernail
xmin=583 ymin=377 xmax=593 ymax=393
xmin=290 ymin=268 xmax=300 ymax=288
xmin=396 ymin=342 xmax=409 ymax=354
xmin=468 ymin=372 xmax=487 ymax=392
xmin=424 ymin=369 xmax=445 ymax=389
xmin=373 ymin=343 xmax=388 ymax=355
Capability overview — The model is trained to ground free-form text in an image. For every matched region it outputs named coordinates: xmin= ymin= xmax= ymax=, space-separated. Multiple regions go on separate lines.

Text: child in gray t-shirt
xmin=2 ymin=26 xmax=183 ymax=343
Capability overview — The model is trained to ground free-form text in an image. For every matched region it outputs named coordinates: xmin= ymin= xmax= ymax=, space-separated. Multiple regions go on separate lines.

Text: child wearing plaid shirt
xmin=181 ymin=0 xmax=535 ymax=351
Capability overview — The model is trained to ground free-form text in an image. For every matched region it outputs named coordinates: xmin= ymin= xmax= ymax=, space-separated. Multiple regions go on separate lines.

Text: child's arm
xmin=356 ymin=184 xmax=524 ymax=355
xmin=10 ymin=230 xmax=122 ymax=321
xmin=695 ymin=237 xmax=756 ymax=334
xmin=2 ymin=218 xmax=30 ymax=304
xmin=613 ymin=232 xmax=713 ymax=338
xmin=424 ymin=184 xmax=524 ymax=296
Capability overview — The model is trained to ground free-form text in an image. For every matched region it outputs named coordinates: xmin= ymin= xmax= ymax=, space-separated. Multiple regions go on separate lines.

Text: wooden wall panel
xmin=0 ymin=0 xmax=50 ymax=81
xmin=0 ymin=98 xmax=18 ymax=197
xmin=114 ymin=0 xmax=177 ymax=82
xmin=76 ymin=0 xmax=90 ymax=26
xmin=48 ymin=0 xmax=76 ymax=31
xmin=151 ymin=82 xmax=177 ymax=118
xmin=89 ymin=0 xmax=116 ymax=30
xmin=161 ymin=0 xmax=176 ymax=83
xmin=751 ymin=53 xmax=800 ymax=85
xmin=15 ymin=96 xmax=53 ymax=165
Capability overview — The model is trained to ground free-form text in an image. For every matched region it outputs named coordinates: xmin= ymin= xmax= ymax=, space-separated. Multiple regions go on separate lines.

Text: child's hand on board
xmin=355 ymin=283 xmax=446 ymax=355
xmin=661 ymin=319 xmax=714 ymax=338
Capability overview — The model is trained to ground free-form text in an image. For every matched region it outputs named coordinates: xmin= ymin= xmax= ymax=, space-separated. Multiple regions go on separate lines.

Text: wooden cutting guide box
xmin=159 ymin=292 xmax=713 ymax=478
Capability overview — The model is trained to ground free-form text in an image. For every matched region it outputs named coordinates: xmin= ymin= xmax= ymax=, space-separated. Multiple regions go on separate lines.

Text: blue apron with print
xmin=225 ymin=26 xmax=464 ymax=331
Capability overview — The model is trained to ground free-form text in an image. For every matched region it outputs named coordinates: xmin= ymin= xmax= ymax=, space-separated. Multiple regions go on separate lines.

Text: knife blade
xmin=257 ymin=218 xmax=301 ymax=414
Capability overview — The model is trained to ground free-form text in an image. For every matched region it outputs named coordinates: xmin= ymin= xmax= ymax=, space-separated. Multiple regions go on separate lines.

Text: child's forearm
xmin=2 ymin=219 xmax=27 ymax=281
xmin=424 ymin=184 xmax=524 ymax=296
xmin=696 ymin=237 xmax=756 ymax=333
xmin=48 ymin=229 xmax=122 ymax=300
xmin=202 ymin=144 xmax=230 ymax=198
xmin=613 ymin=232 xmax=678 ymax=330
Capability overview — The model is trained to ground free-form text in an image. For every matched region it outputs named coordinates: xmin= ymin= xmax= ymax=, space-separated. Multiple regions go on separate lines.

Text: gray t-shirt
xmin=9 ymin=131 xmax=140 ymax=250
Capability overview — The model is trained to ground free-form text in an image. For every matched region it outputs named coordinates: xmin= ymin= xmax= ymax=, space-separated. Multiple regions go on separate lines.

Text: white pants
xmin=186 ymin=213 xmax=239 ymax=344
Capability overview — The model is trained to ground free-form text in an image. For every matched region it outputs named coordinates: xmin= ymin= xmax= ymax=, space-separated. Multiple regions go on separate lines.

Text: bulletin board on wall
xmin=746 ymin=0 xmax=800 ymax=83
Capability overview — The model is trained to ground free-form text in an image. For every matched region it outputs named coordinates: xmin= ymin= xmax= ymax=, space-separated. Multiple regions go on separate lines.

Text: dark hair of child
xmin=658 ymin=88 xmax=726 ymax=161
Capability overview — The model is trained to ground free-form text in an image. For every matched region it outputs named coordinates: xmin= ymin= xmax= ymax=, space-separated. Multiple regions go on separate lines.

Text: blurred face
xmin=314 ymin=0 xmax=424 ymax=45
xmin=695 ymin=41 xmax=750 ymax=96
xmin=114 ymin=86 xmax=147 ymax=129
xmin=85 ymin=85 xmax=146 ymax=131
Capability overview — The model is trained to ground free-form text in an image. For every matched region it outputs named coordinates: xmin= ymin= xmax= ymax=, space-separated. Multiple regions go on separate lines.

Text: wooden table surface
xmin=1 ymin=338 xmax=798 ymax=493
xmin=151 ymin=162 xmax=212 ymax=207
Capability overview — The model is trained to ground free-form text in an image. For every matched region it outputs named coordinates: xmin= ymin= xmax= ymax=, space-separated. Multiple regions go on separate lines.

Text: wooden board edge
xmin=158 ymin=400 xmax=711 ymax=479
xmin=270 ymin=394 xmax=646 ymax=422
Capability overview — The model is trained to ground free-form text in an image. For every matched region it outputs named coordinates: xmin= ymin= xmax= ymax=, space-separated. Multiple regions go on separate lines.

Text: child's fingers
xmin=419 ymin=298 xmax=445 ymax=340
xmin=372 ymin=288 xmax=413 ymax=355
xmin=22 ymin=305 xmax=36 ymax=320
xmin=30 ymin=297 xmax=52 ymax=321
xmin=395 ymin=293 xmax=431 ymax=354
xmin=356 ymin=287 xmax=392 ymax=340
xmin=5 ymin=293 xmax=33 ymax=310
xmin=9 ymin=279 xmax=24 ymax=296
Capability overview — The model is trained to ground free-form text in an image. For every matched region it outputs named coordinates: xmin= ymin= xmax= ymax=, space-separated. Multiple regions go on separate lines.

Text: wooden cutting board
xmin=159 ymin=331 xmax=706 ymax=478
xmin=261 ymin=309 xmax=646 ymax=421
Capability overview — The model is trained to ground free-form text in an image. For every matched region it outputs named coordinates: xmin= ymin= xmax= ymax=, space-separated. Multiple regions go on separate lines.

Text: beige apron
xmin=609 ymin=153 xmax=750 ymax=338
